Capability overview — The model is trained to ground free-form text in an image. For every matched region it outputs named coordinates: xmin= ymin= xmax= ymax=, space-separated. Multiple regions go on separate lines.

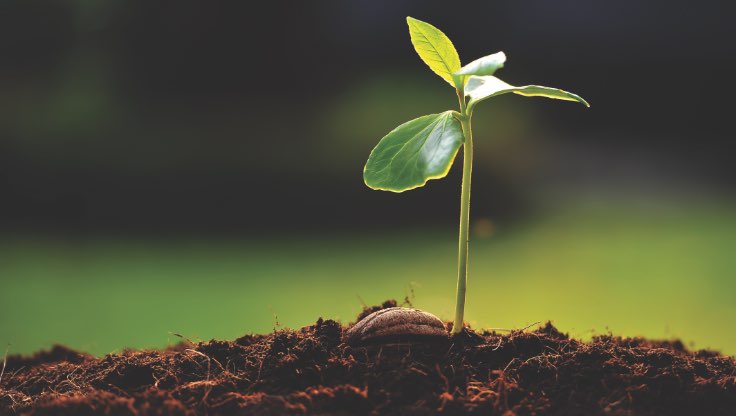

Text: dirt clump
xmin=1 ymin=302 xmax=735 ymax=415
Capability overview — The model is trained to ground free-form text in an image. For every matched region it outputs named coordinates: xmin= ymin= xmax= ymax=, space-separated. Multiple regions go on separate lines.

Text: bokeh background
xmin=2 ymin=0 xmax=735 ymax=356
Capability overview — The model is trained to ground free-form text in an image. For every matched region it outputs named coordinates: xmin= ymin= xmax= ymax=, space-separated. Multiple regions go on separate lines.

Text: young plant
xmin=363 ymin=17 xmax=589 ymax=334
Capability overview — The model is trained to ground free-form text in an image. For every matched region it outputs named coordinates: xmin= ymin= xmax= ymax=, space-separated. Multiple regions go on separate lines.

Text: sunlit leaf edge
xmin=453 ymin=51 xmax=506 ymax=87
xmin=466 ymin=75 xmax=590 ymax=110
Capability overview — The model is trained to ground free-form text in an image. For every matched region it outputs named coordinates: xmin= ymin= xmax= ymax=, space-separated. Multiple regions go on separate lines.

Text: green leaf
xmin=465 ymin=75 xmax=590 ymax=110
xmin=406 ymin=17 xmax=461 ymax=88
xmin=364 ymin=111 xmax=464 ymax=192
xmin=453 ymin=51 xmax=506 ymax=86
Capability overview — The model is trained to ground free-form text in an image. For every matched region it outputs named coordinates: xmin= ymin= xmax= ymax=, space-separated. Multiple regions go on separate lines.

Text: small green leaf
xmin=453 ymin=51 xmax=506 ymax=86
xmin=466 ymin=75 xmax=590 ymax=110
xmin=364 ymin=111 xmax=464 ymax=192
xmin=406 ymin=17 xmax=461 ymax=88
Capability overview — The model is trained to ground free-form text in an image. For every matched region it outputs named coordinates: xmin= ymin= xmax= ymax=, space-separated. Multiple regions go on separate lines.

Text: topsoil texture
xmin=1 ymin=300 xmax=735 ymax=416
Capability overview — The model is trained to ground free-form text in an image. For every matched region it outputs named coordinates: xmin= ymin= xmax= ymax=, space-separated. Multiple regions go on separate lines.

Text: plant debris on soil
xmin=2 ymin=300 xmax=735 ymax=415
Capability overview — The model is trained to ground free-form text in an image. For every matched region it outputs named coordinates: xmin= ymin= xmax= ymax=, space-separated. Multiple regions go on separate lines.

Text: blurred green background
xmin=2 ymin=1 xmax=735 ymax=356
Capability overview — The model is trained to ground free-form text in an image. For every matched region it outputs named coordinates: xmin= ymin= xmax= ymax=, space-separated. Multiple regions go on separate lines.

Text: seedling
xmin=364 ymin=17 xmax=589 ymax=334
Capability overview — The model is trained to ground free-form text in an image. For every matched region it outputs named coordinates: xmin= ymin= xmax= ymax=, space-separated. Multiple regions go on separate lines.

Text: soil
xmin=1 ymin=300 xmax=735 ymax=416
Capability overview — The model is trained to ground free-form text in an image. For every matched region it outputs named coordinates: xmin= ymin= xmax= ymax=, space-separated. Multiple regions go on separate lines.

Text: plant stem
xmin=452 ymin=90 xmax=473 ymax=334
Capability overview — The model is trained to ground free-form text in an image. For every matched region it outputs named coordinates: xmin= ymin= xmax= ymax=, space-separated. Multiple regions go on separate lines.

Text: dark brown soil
xmin=1 ymin=300 xmax=735 ymax=415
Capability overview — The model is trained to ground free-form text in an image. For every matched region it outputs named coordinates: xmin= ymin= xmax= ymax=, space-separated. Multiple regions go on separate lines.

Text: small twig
xmin=184 ymin=348 xmax=217 ymax=405
xmin=492 ymin=337 xmax=504 ymax=351
xmin=487 ymin=321 xmax=542 ymax=333
xmin=0 ymin=344 xmax=9 ymax=385
xmin=518 ymin=321 xmax=542 ymax=332
xmin=185 ymin=349 xmax=213 ymax=382
xmin=170 ymin=332 xmax=197 ymax=346
xmin=8 ymin=367 xmax=25 ymax=383
xmin=502 ymin=358 xmax=517 ymax=374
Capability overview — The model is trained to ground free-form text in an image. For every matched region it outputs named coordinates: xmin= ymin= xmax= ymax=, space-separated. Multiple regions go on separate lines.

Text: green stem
xmin=452 ymin=91 xmax=473 ymax=334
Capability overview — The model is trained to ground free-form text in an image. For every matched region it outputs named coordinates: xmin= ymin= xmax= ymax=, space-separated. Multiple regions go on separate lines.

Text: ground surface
xmin=2 ymin=300 xmax=735 ymax=416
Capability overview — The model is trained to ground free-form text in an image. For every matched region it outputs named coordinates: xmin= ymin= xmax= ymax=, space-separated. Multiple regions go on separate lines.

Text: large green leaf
xmin=466 ymin=75 xmax=590 ymax=110
xmin=453 ymin=51 xmax=506 ymax=87
xmin=406 ymin=17 xmax=461 ymax=88
xmin=364 ymin=111 xmax=464 ymax=192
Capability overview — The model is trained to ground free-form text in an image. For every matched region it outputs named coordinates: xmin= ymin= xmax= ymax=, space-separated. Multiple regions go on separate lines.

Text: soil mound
xmin=1 ymin=302 xmax=734 ymax=415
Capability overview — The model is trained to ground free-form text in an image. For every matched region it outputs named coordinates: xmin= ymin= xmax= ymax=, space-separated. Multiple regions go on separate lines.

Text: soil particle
xmin=1 ymin=301 xmax=735 ymax=415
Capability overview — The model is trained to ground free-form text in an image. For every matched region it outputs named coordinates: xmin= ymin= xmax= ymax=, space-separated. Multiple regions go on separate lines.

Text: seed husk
xmin=344 ymin=307 xmax=448 ymax=345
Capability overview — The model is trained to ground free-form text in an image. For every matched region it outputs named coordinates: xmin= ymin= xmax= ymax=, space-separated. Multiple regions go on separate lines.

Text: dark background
xmin=2 ymin=0 xmax=736 ymax=357
xmin=1 ymin=0 xmax=734 ymax=235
